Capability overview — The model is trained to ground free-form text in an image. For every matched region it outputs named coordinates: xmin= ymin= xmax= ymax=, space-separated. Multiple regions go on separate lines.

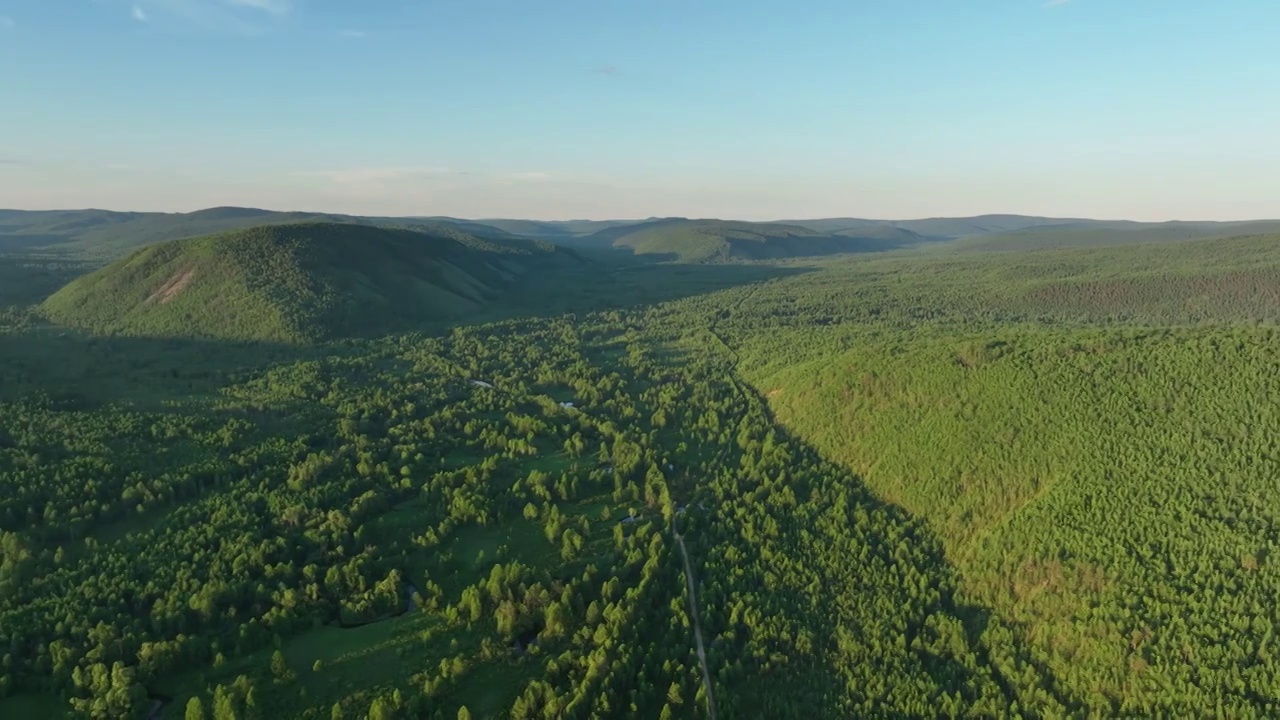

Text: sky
xmin=0 ymin=0 xmax=1278 ymax=221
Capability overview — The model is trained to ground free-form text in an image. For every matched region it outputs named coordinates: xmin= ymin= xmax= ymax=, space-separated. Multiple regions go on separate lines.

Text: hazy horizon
xmin=6 ymin=203 xmax=1280 ymax=226
xmin=3 ymin=1 xmax=1279 ymax=220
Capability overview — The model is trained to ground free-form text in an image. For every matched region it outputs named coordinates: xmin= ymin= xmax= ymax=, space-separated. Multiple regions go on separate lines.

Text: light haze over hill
xmin=7 ymin=207 xmax=1280 ymax=265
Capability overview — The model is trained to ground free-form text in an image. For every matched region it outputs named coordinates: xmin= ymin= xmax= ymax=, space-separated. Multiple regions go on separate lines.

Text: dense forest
xmin=0 ymin=225 xmax=1277 ymax=717
xmin=41 ymin=223 xmax=577 ymax=343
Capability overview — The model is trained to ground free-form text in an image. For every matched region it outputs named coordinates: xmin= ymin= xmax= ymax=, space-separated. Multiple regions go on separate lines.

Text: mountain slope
xmin=715 ymin=232 xmax=1280 ymax=714
xmin=41 ymin=222 xmax=579 ymax=342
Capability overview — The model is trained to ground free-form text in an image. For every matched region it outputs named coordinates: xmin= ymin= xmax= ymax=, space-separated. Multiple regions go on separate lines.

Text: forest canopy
xmin=1 ymin=224 xmax=1277 ymax=718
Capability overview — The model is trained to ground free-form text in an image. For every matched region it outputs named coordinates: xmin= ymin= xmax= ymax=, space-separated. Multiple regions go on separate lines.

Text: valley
xmin=0 ymin=212 xmax=1277 ymax=718
xmin=11 ymin=1 xmax=1275 ymax=716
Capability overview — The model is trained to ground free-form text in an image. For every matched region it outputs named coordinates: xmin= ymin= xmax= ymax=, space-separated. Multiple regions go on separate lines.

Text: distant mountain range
xmin=4 ymin=207 xmax=1279 ymax=264
xmin=0 ymin=207 xmax=546 ymax=261
xmin=548 ymin=219 xmax=927 ymax=262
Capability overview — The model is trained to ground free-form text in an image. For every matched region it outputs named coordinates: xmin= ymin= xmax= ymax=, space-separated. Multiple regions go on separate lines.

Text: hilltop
xmin=40 ymin=222 xmax=579 ymax=342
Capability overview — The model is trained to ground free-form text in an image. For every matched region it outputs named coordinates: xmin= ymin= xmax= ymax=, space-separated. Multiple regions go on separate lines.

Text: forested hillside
xmin=948 ymin=220 xmax=1280 ymax=253
xmin=711 ymin=232 xmax=1280 ymax=716
xmin=0 ymin=208 xmax=530 ymax=263
xmin=2 ymin=224 xmax=1279 ymax=718
xmin=7 ymin=207 xmax=1277 ymax=267
xmin=41 ymin=223 xmax=577 ymax=343
xmin=569 ymin=219 xmax=924 ymax=262
xmin=0 ymin=283 xmax=1026 ymax=719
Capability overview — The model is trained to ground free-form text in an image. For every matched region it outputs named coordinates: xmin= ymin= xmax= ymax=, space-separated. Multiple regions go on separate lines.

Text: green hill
xmin=40 ymin=222 xmax=578 ymax=342
xmin=783 ymin=215 xmax=1280 ymax=248
xmin=948 ymin=220 xmax=1280 ymax=252
xmin=0 ymin=207 xmax=352 ymax=259
xmin=782 ymin=214 xmax=1122 ymax=238
xmin=14 ymin=208 xmax=1279 ymax=264
xmin=440 ymin=217 xmax=647 ymax=239
xmin=575 ymin=218 xmax=925 ymax=262
xmin=707 ymin=232 xmax=1280 ymax=714
xmin=0 ymin=207 xmax=527 ymax=262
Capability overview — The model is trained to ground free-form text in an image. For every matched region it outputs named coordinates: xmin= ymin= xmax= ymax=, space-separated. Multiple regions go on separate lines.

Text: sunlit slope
xmin=757 ymin=326 xmax=1280 ymax=713
xmin=709 ymin=233 xmax=1280 ymax=715
xmin=41 ymin=222 xmax=577 ymax=342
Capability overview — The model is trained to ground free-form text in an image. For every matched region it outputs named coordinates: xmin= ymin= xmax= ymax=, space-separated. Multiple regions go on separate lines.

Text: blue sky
xmin=1 ymin=0 xmax=1277 ymax=220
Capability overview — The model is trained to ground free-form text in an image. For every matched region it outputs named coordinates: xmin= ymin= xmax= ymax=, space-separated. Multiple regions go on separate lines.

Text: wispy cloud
xmin=595 ymin=64 xmax=618 ymax=76
xmin=299 ymin=167 xmax=454 ymax=185
xmin=226 ymin=0 xmax=293 ymax=15
xmin=128 ymin=0 xmax=291 ymax=33
xmin=340 ymin=29 xmax=366 ymax=38
xmin=300 ymin=167 xmax=560 ymax=194
xmin=1043 ymin=0 xmax=1071 ymax=7
xmin=0 ymin=16 xmax=14 ymax=30
xmin=0 ymin=159 xmax=21 ymax=166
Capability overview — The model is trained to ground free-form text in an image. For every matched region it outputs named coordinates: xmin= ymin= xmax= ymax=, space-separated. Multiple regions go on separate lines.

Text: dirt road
xmin=674 ymin=519 xmax=718 ymax=720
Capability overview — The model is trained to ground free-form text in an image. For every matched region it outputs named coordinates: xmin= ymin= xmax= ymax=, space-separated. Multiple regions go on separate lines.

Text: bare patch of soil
xmin=145 ymin=268 xmax=196 ymax=305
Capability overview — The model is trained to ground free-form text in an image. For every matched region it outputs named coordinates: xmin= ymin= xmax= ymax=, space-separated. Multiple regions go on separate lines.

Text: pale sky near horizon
xmin=0 ymin=0 xmax=1278 ymax=221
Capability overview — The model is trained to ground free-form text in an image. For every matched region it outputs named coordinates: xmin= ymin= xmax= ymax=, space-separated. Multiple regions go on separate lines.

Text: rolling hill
xmin=780 ymin=214 xmax=1123 ymax=238
xmin=40 ymin=222 xmax=580 ymax=342
xmin=704 ymin=231 xmax=1280 ymax=715
xmin=12 ymin=207 xmax=1280 ymax=266
xmin=562 ymin=215 xmax=1276 ymax=262
xmin=947 ymin=220 xmax=1280 ymax=252
xmin=0 ymin=207 xmax=352 ymax=259
xmin=571 ymin=218 xmax=926 ymax=262
xmin=0 ymin=207 xmax=529 ymax=262
xmin=429 ymin=217 xmax=648 ymax=239
xmin=782 ymin=215 xmax=1280 ymax=248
